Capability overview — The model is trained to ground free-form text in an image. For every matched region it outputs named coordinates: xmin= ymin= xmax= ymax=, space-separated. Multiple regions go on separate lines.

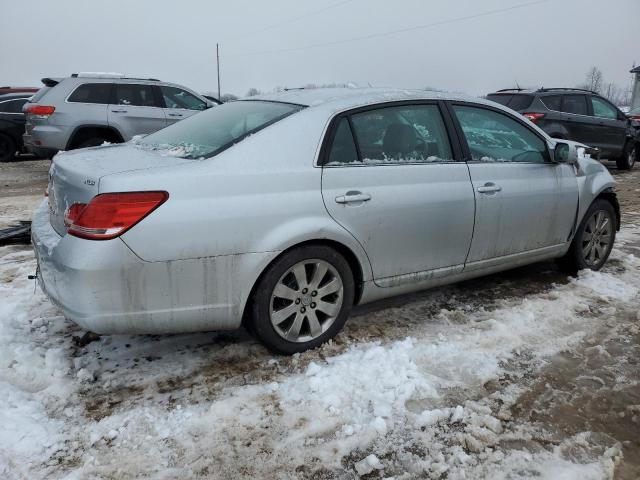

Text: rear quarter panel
xmin=102 ymin=109 xmax=372 ymax=279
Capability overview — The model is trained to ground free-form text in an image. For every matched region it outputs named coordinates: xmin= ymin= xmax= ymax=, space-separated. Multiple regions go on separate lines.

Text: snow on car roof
xmin=250 ymin=87 xmax=485 ymax=111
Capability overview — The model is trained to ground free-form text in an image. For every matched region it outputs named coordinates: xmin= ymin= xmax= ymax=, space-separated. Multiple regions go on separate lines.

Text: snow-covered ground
xmin=1 ymin=161 xmax=639 ymax=479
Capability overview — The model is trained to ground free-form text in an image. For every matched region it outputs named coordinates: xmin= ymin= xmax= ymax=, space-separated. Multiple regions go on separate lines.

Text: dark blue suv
xmin=487 ymin=88 xmax=638 ymax=170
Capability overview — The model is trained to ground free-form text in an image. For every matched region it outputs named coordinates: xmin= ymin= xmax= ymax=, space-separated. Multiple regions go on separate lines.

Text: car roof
xmin=249 ymin=87 xmax=491 ymax=111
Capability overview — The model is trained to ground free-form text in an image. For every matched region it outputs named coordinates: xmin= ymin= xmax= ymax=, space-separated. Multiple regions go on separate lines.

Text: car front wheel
xmin=616 ymin=141 xmax=637 ymax=170
xmin=250 ymin=245 xmax=355 ymax=354
xmin=558 ymin=199 xmax=616 ymax=274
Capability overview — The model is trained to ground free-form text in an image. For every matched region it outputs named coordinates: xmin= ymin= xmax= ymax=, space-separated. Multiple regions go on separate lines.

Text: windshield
xmin=137 ymin=100 xmax=304 ymax=159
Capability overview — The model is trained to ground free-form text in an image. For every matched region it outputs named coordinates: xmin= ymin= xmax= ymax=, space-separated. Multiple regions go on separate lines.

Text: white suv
xmin=22 ymin=73 xmax=219 ymax=158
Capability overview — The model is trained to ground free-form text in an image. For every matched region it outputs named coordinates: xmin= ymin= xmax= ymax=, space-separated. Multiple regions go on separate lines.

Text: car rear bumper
xmin=23 ymin=124 xmax=68 ymax=155
xmin=31 ymin=200 xmax=271 ymax=334
xmin=22 ymin=133 xmax=59 ymax=158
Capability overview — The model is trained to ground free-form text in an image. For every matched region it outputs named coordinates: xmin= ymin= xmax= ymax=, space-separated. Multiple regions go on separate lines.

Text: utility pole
xmin=216 ymin=43 xmax=221 ymax=100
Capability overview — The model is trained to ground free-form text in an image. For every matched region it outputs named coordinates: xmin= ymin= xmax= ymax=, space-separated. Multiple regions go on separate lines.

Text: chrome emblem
xmin=84 ymin=179 xmax=96 ymax=186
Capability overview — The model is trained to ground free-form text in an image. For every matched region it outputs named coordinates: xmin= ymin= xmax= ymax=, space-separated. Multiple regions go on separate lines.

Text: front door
xmin=450 ymin=103 xmax=579 ymax=268
xmin=589 ymin=96 xmax=628 ymax=158
xmin=107 ymin=83 xmax=166 ymax=140
xmin=321 ymin=103 xmax=475 ymax=285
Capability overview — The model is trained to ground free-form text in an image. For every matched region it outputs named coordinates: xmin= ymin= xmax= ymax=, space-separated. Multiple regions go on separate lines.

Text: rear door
xmin=108 ymin=83 xmax=166 ymax=140
xmin=589 ymin=95 xmax=627 ymax=157
xmin=159 ymin=85 xmax=208 ymax=125
xmin=559 ymin=94 xmax=596 ymax=146
xmin=321 ymin=102 xmax=475 ymax=285
xmin=449 ymin=102 xmax=578 ymax=269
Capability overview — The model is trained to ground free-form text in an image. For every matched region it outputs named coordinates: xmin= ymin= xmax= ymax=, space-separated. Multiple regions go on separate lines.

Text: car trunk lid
xmin=48 ymin=143 xmax=192 ymax=235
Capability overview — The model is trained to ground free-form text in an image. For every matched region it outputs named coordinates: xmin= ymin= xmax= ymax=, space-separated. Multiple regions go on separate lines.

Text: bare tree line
xmin=578 ymin=66 xmax=633 ymax=106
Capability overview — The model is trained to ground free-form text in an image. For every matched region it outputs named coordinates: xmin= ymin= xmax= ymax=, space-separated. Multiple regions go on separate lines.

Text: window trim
xmin=446 ymin=100 xmax=552 ymax=164
xmin=318 ymin=100 xmax=462 ymax=167
xmin=65 ymin=82 xmax=115 ymax=105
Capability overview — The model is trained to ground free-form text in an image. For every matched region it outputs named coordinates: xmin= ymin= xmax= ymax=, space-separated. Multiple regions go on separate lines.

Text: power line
xmin=226 ymin=0 xmax=357 ymax=42
xmin=231 ymin=0 xmax=549 ymax=57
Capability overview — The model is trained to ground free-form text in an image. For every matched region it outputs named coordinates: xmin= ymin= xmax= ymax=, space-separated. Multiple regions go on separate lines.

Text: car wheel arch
xmin=66 ymin=125 xmax=125 ymax=150
xmin=240 ymin=238 xmax=367 ymax=331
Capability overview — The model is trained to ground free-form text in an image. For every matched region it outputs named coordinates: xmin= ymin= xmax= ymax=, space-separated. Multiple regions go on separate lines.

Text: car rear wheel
xmin=0 ymin=133 xmax=17 ymax=162
xmin=616 ymin=141 xmax=637 ymax=170
xmin=558 ymin=199 xmax=616 ymax=274
xmin=250 ymin=245 xmax=355 ymax=354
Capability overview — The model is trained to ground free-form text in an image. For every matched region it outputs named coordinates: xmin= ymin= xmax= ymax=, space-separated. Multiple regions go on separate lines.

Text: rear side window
xmin=453 ymin=105 xmax=548 ymax=163
xmin=160 ymin=86 xmax=207 ymax=110
xmin=486 ymin=94 xmax=533 ymax=111
xmin=114 ymin=84 xmax=160 ymax=107
xmin=561 ymin=95 xmax=588 ymax=115
xmin=327 ymin=118 xmax=358 ymax=165
xmin=68 ymin=83 xmax=112 ymax=104
xmin=346 ymin=104 xmax=453 ymax=164
xmin=591 ymin=97 xmax=618 ymax=119
xmin=541 ymin=95 xmax=561 ymax=111
xmin=0 ymin=98 xmax=28 ymax=113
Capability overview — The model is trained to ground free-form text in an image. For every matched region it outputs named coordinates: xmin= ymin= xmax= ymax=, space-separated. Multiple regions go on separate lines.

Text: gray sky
xmin=1 ymin=0 xmax=638 ymax=98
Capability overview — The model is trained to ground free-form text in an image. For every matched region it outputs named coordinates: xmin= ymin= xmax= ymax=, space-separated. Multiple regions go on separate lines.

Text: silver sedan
xmin=32 ymin=88 xmax=619 ymax=354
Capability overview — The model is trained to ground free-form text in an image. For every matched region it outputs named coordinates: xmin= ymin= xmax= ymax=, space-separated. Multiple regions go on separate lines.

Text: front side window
xmin=0 ymin=98 xmax=28 ymax=113
xmin=591 ymin=96 xmax=618 ymax=119
xmin=67 ymin=83 xmax=112 ymax=104
xmin=453 ymin=105 xmax=548 ymax=163
xmin=115 ymin=84 xmax=159 ymax=107
xmin=138 ymin=100 xmax=303 ymax=159
xmin=160 ymin=86 xmax=207 ymax=110
xmin=561 ymin=95 xmax=588 ymax=115
xmin=344 ymin=104 xmax=452 ymax=164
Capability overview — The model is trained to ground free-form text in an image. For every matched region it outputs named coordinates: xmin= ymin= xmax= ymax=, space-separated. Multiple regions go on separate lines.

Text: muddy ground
xmin=0 ymin=157 xmax=639 ymax=479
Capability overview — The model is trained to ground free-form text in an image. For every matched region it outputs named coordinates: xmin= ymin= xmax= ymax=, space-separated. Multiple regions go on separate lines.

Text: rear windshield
xmin=486 ymin=94 xmax=533 ymax=111
xmin=137 ymin=100 xmax=304 ymax=159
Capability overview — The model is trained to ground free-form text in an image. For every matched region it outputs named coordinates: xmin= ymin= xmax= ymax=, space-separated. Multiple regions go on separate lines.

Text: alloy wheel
xmin=581 ymin=210 xmax=613 ymax=267
xmin=270 ymin=259 xmax=343 ymax=343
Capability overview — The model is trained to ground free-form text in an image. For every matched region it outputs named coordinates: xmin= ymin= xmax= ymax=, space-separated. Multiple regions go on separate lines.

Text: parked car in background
xmin=0 ymin=86 xmax=38 ymax=95
xmin=22 ymin=73 xmax=217 ymax=158
xmin=627 ymin=106 xmax=640 ymax=121
xmin=0 ymin=93 xmax=32 ymax=162
xmin=32 ymin=88 xmax=619 ymax=354
xmin=487 ymin=88 xmax=638 ymax=170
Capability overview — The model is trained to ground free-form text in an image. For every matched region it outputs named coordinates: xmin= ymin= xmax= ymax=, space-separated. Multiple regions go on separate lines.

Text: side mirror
xmin=554 ymin=142 xmax=577 ymax=164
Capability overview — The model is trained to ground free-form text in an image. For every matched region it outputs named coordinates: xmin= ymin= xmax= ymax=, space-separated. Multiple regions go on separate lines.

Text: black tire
xmin=558 ymin=199 xmax=616 ymax=274
xmin=77 ymin=137 xmax=109 ymax=149
xmin=616 ymin=141 xmax=637 ymax=170
xmin=250 ymin=245 xmax=355 ymax=354
xmin=0 ymin=133 xmax=17 ymax=162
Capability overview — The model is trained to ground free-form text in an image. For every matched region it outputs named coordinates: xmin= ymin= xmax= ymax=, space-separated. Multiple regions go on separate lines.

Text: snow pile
xmin=0 ymin=221 xmax=638 ymax=477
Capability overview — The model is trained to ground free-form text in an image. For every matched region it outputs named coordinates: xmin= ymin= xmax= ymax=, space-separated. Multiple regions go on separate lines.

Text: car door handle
xmin=111 ymin=109 xmax=127 ymax=113
xmin=168 ymin=113 xmax=183 ymax=117
xmin=335 ymin=192 xmax=371 ymax=204
xmin=477 ymin=183 xmax=502 ymax=194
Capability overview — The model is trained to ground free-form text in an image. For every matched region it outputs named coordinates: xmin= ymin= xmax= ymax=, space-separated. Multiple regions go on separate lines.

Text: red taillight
xmin=24 ymin=105 xmax=55 ymax=116
xmin=629 ymin=115 xmax=640 ymax=121
xmin=522 ymin=112 xmax=545 ymax=123
xmin=64 ymin=203 xmax=87 ymax=227
xmin=67 ymin=191 xmax=168 ymax=240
